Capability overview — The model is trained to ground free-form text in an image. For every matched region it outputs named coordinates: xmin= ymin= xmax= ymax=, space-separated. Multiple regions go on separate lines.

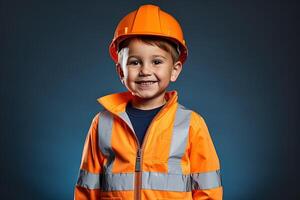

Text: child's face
xmin=117 ymin=39 xmax=182 ymax=101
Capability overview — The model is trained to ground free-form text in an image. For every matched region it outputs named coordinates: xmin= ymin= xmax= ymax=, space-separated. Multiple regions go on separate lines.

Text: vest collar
xmin=97 ymin=90 xmax=178 ymax=115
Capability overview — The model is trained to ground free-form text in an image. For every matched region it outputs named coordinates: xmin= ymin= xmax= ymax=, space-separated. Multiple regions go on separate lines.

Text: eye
xmin=153 ymin=59 xmax=163 ymax=65
xmin=127 ymin=60 xmax=140 ymax=66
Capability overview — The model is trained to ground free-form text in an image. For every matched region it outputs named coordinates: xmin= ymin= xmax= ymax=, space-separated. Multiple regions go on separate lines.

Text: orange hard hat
xmin=109 ymin=4 xmax=188 ymax=64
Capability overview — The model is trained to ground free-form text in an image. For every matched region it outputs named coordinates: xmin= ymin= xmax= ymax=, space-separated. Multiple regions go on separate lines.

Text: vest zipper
xmin=134 ymin=148 xmax=141 ymax=200
xmin=115 ymin=112 xmax=141 ymax=200
xmin=137 ymin=102 xmax=169 ymax=200
xmin=135 ymin=148 xmax=141 ymax=172
xmin=118 ymin=101 xmax=170 ymax=200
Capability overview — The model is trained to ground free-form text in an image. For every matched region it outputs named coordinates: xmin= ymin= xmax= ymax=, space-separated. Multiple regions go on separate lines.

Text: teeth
xmin=139 ymin=81 xmax=156 ymax=85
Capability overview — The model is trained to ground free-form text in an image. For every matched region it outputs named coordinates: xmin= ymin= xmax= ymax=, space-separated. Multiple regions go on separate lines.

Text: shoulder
xmin=89 ymin=109 xmax=108 ymax=128
xmin=85 ymin=112 xmax=101 ymax=134
xmin=177 ymin=103 xmax=209 ymax=135
xmin=87 ymin=109 xmax=111 ymax=136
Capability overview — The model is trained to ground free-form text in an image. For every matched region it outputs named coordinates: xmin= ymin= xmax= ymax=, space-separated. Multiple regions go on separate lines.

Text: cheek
xmin=125 ymin=68 xmax=138 ymax=81
xmin=158 ymin=68 xmax=172 ymax=81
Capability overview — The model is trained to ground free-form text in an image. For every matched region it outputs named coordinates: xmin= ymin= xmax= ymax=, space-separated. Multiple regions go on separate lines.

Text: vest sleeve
xmin=74 ymin=113 xmax=104 ymax=200
xmin=189 ymin=112 xmax=223 ymax=200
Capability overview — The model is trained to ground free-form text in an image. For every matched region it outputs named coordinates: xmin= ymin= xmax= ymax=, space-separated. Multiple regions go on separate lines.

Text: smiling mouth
xmin=135 ymin=81 xmax=158 ymax=86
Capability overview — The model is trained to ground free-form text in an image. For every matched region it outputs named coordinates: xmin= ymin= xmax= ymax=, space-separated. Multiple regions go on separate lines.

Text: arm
xmin=189 ymin=112 xmax=223 ymax=200
xmin=74 ymin=113 xmax=104 ymax=200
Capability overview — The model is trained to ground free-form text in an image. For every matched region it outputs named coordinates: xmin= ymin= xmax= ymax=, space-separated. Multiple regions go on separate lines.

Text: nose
xmin=139 ymin=63 xmax=152 ymax=76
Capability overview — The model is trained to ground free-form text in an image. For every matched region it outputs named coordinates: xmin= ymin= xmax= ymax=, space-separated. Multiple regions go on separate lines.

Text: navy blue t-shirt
xmin=126 ymin=102 xmax=164 ymax=146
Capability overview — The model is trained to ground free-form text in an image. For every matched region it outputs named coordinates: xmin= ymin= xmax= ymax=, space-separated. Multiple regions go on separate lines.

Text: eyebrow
xmin=127 ymin=55 xmax=167 ymax=60
xmin=152 ymin=55 xmax=167 ymax=59
xmin=128 ymin=55 xmax=141 ymax=60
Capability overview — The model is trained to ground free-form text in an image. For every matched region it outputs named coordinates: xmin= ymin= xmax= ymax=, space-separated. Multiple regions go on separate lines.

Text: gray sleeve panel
xmin=76 ymin=169 xmax=101 ymax=189
xmin=191 ymin=170 xmax=222 ymax=190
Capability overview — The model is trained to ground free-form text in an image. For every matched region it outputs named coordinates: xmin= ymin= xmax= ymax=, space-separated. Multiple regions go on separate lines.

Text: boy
xmin=75 ymin=4 xmax=223 ymax=200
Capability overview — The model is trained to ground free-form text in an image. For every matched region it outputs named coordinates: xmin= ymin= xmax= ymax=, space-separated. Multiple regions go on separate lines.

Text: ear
xmin=116 ymin=63 xmax=125 ymax=84
xmin=170 ymin=61 xmax=183 ymax=82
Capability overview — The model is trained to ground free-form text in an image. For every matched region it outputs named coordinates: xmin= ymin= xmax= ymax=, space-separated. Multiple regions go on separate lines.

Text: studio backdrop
xmin=1 ymin=0 xmax=298 ymax=199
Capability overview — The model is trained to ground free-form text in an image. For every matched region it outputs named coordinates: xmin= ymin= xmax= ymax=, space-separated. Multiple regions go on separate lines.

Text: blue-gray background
xmin=1 ymin=0 xmax=298 ymax=199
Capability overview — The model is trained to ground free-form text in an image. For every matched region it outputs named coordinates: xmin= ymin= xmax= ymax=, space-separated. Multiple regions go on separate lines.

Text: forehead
xmin=126 ymin=39 xmax=171 ymax=57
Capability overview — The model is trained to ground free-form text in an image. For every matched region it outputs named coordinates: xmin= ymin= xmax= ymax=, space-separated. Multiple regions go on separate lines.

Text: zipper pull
xmin=135 ymin=148 xmax=141 ymax=172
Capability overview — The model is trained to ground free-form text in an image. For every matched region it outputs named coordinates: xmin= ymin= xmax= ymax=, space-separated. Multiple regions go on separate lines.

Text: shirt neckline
xmin=126 ymin=101 xmax=165 ymax=117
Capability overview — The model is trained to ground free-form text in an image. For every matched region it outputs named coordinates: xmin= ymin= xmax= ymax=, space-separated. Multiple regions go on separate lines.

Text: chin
xmin=136 ymin=93 xmax=156 ymax=99
xmin=139 ymin=90 xmax=166 ymax=99
xmin=131 ymin=90 xmax=155 ymax=99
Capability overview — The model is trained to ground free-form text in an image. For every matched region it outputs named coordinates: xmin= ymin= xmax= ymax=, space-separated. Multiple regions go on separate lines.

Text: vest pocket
xmin=101 ymin=198 xmax=122 ymax=200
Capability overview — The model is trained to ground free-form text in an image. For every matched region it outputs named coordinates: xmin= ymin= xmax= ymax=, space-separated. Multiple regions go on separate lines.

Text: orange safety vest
xmin=74 ymin=90 xmax=223 ymax=200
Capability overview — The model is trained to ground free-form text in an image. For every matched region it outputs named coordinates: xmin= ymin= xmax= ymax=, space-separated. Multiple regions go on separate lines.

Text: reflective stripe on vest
xmin=168 ymin=104 xmax=191 ymax=173
xmin=143 ymin=170 xmax=222 ymax=191
xmin=98 ymin=110 xmax=115 ymax=172
xmin=119 ymin=111 xmax=135 ymax=133
xmin=191 ymin=169 xmax=222 ymax=190
xmin=76 ymin=169 xmax=101 ymax=189
xmin=76 ymin=169 xmax=222 ymax=191
xmin=76 ymin=104 xmax=222 ymax=191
